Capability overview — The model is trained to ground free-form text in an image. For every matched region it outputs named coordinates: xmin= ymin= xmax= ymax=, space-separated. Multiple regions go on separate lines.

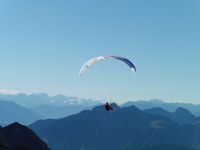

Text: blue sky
xmin=0 ymin=0 xmax=199 ymax=103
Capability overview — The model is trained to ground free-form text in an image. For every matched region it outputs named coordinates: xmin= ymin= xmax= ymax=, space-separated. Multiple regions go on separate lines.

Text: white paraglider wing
xmin=79 ymin=56 xmax=106 ymax=76
xmin=79 ymin=56 xmax=136 ymax=76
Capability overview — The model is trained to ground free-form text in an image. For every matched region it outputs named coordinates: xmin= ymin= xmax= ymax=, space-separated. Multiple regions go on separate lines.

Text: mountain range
xmin=0 ymin=93 xmax=99 ymax=108
xmin=30 ymin=104 xmax=200 ymax=150
xmin=0 ymin=93 xmax=99 ymax=119
xmin=2 ymin=93 xmax=200 ymax=128
xmin=2 ymin=93 xmax=200 ymax=118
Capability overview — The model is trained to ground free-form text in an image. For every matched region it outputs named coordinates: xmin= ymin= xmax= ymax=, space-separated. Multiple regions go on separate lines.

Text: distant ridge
xmin=144 ymin=107 xmax=196 ymax=125
xmin=0 ymin=93 xmax=99 ymax=108
xmin=0 ymin=93 xmax=100 ymax=119
xmin=0 ymin=100 xmax=43 ymax=125
xmin=122 ymin=99 xmax=200 ymax=116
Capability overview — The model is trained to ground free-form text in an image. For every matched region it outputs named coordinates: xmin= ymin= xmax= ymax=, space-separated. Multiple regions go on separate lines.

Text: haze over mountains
xmin=0 ymin=100 xmax=43 ymax=125
xmin=2 ymin=93 xmax=200 ymax=116
xmin=1 ymin=93 xmax=200 ymax=126
xmin=0 ymin=93 xmax=99 ymax=120
xmin=0 ymin=93 xmax=99 ymax=108
xmin=144 ymin=107 xmax=197 ymax=125
xmin=122 ymin=99 xmax=200 ymax=116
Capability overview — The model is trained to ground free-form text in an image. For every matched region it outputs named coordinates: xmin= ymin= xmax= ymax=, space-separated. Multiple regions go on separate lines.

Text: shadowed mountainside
xmin=30 ymin=104 xmax=199 ymax=150
xmin=0 ymin=122 xmax=50 ymax=150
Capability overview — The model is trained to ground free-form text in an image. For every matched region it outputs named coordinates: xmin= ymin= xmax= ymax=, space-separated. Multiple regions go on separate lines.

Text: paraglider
xmin=79 ymin=55 xmax=136 ymax=111
xmin=104 ymin=102 xmax=113 ymax=111
xmin=79 ymin=55 xmax=136 ymax=76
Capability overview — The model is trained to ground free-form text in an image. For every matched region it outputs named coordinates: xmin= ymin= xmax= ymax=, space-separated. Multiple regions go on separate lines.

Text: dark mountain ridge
xmin=0 ymin=122 xmax=50 ymax=150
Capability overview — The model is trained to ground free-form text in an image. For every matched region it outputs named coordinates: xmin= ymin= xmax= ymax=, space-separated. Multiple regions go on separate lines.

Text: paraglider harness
xmin=104 ymin=102 xmax=113 ymax=111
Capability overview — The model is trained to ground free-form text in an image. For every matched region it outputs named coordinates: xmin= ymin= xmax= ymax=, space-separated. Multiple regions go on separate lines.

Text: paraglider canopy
xmin=79 ymin=55 xmax=136 ymax=76
xmin=79 ymin=55 xmax=136 ymax=111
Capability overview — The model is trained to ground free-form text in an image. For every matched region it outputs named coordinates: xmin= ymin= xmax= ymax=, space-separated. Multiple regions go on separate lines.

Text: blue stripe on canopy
xmin=108 ymin=56 xmax=136 ymax=72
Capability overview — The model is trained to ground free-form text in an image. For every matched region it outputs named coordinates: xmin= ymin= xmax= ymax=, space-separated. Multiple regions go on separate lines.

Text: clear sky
xmin=0 ymin=0 xmax=199 ymax=103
